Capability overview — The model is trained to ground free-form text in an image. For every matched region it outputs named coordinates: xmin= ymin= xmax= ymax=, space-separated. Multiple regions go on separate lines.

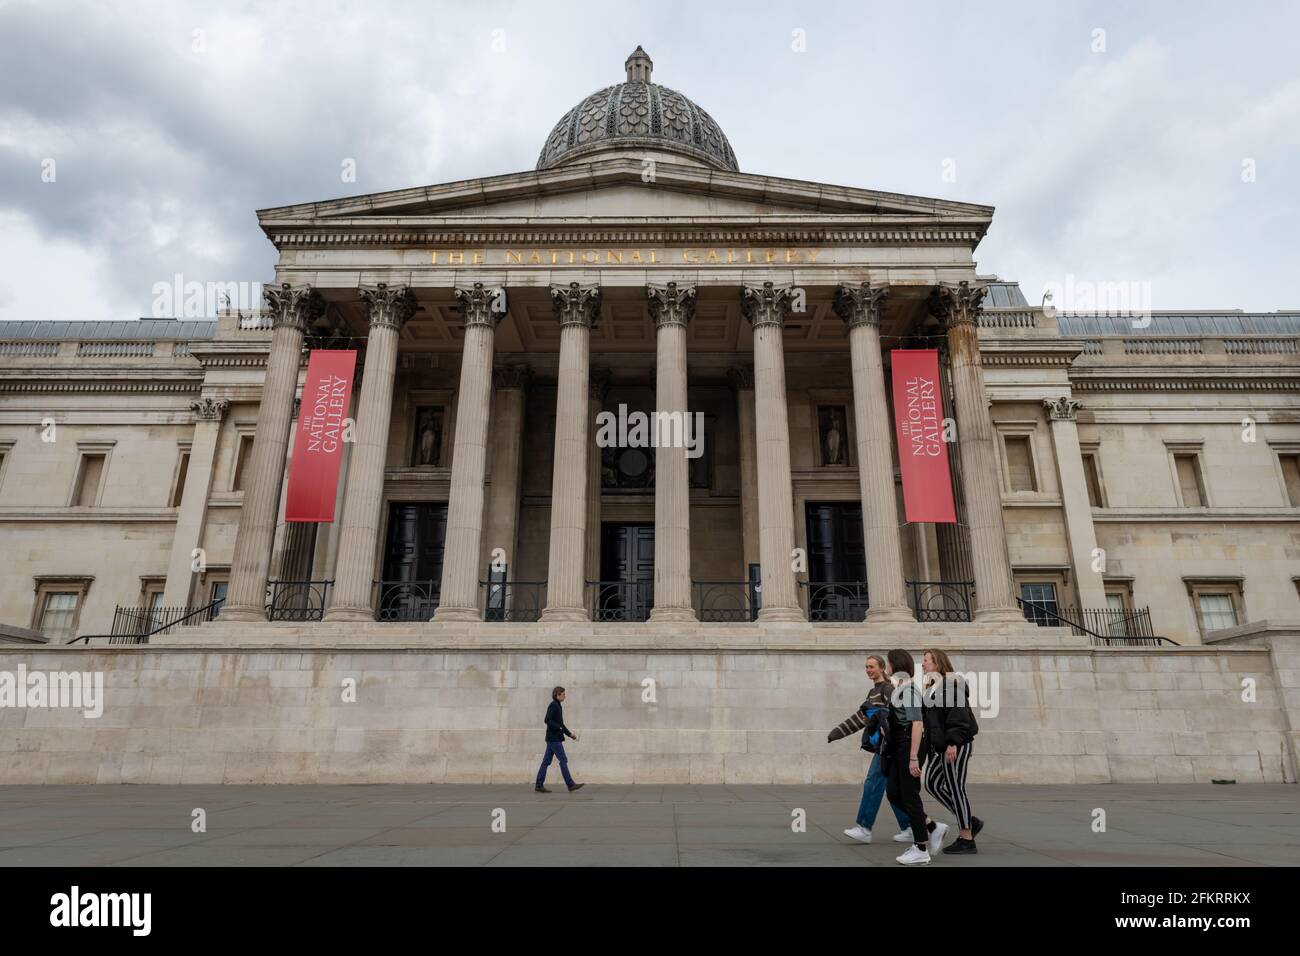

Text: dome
xmin=536 ymin=47 xmax=739 ymax=173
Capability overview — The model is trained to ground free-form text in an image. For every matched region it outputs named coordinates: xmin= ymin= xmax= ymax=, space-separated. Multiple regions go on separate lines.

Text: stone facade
xmin=0 ymin=49 xmax=1298 ymax=784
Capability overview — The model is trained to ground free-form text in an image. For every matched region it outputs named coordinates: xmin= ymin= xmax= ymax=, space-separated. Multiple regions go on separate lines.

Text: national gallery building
xmin=1 ymin=49 xmax=1298 ymax=787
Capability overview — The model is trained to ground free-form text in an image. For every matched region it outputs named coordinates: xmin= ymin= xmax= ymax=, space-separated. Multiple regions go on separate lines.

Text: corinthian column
xmin=742 ymin=282 xmax=803 ymax=622
xmin=221 ymin=284 xmax=322 ymax=621
xmin=834 ymin=282 xmax=913 ymax=623
xmin=541 ymin=282 xmax=601 ymax=622
xmin=930 ymin=280 xmax=1021 ymax=622
xmin=324 ymin=283 xmax=415 ymax=621
xmin=647 ymin=282 xmax=697 ymax=622
xmin=434 ymin=283 xmax=506 ymax=621
xmin=161 ymin=396 xmax=227 ymax=609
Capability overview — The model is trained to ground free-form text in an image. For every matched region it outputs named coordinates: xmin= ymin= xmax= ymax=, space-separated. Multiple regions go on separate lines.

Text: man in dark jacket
xmin=535 ymin=686 xmax=585 ymax=793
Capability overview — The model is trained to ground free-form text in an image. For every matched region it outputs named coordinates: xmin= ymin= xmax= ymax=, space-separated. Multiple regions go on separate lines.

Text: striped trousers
xmin=923 ymin=740 xmax=974 ymax=830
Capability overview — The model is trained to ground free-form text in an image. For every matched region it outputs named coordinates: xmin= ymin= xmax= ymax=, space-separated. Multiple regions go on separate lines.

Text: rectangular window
xmin=209 ymin=580 xmax=229 ymax=618
xmin=1020 ymin=582 xmax=1058 ymax=626
xmin=170 ymin=451 xmax=191 ymax=507
xmin=1174 ymin=454 xmax=1205 ymax=507
xmin=233 ymin=435 xmax=255 ymax=491
xmin=1197 ymin=594 xmax=1237 ymax=633
xmin=73 ymin=454 xmax=106 ymax=506
xmin=1082 ymin=454 xmax=1105 ymax=507
xmin=1280 ymin=454 xmax=1300 ymax=507
xmin=38 ymin=592 xmax=81 ymax=642
xmin=1004 ymin=436 xmax=1037 ymax=492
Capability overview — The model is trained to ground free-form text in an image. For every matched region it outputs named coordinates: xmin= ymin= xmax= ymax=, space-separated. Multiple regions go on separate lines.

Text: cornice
xmin=0 ymin=381 xmax=202 ymax=394
xmin=264 ymin=225 xmax=988 ymax=249
xmin=1071 ymin=371 xmax=1300 ymax=392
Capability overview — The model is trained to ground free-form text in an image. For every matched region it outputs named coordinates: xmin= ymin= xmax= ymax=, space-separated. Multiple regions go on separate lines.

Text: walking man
xmin=535 ymin=686 xmax=585 ymax=793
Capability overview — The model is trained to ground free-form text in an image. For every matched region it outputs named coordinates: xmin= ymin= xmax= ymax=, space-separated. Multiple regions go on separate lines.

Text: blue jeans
xmin=535 ymin=741 xmax=575 ymax=788
xmin=856 ymin=751 xmax=909 ymax=830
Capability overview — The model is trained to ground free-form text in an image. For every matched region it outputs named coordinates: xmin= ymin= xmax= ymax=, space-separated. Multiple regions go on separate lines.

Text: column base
xmin=757 ymin=606 xmax=806 ymax=623
xmin=539 ymin=606 xmax=590 ymax=624
xmin=974 ymin=605 xmax=1029 ymax=624
xmin=649 ymin=605 xmax=698 ymax=624
xmin=213 ymin=605 xmax=267 ymax=623
xmin=865 ymin=605 xmax=917 ymax=625
xmin=431 ymin=605 xmax=481 ymax=623
xmin=322 ymin=605 xmax=379 ymax=623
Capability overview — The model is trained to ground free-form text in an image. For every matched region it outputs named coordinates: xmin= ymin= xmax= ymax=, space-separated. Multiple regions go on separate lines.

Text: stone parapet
xmin=0 ymin=635 xmax=1288 ymax=786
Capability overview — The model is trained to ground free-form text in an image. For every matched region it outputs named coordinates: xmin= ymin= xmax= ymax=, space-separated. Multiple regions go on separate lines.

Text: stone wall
xmin=1 ymin=628 xmax=1293 ymax=786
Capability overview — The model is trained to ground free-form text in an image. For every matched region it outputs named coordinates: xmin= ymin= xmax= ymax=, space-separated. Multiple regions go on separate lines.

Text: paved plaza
xmin=0 ymin=783 xmax=1295 ymax=867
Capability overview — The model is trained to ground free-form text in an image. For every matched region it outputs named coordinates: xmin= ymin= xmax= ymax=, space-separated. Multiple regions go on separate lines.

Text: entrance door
xmin=596 ymin=522 xmax=654 ymax=621
xmin=379 ymin=502 xmax=448 ymax=620
xmin=804 ymin=502 xmax=869 ymax=621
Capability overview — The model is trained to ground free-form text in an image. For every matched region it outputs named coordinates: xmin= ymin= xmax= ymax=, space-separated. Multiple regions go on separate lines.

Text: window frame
xmin=1269 ymin=443 xmax=1300 ymax=507
xmin=0 ymin=438 xmax=13 ymax=497
xmin=230 ymin=428 xmax=256 ymax=492
xmin=1165 ymin=441 xmax=1209 ymax=508
xmin=995 ymin=423 xmax=1044 ymax=497
xmin=68 ymin=441 xmax=115 ymax=508
xmin=1079 ymin=442 xmax=1107 ymax=508
xmin=170 ymin=442 xmax=192 ymax=508
xmin=29 ymin=575 xmax=94 ymax=642
xmin=1183 ymin=577 xmax=1245 ymax=641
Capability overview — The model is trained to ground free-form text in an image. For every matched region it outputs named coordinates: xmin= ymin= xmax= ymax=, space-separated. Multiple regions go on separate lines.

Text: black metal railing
xmin=692 ymin=581 xmax=760 ymax=622
xmin=480 ymin=579 xmax=546 ymax=622
xmin=907 ymin=580 xmax=975 ymax=623
xmin=374 ymin=580 xmax=440 ymax=622
xmin=71 ymin=599 xmax=223 ymax=645
xmin=800 ymin=580 xmax=869 ymax=623
xmin=266 ymin=580 xmax=333 ymax=622
xmin=588 ymin=580 xmax=653 ymax=623
xmin=1017 ymin=598 xmax=1175 ymax=646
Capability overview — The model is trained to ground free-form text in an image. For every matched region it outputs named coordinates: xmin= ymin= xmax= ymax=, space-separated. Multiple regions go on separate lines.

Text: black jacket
xmin=922 ymin=674 xmax=979 ymax=755
xmin=544 ymin=699 xmax=574 ymax=743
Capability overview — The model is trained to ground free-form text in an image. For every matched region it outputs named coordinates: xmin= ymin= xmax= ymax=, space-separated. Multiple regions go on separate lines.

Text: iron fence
xmin=480 ymin=579 xmax=546 ymax=622
xmin=588 ymin=580 xmax=652 ymax=623
xmin=374 ymin=580 xmax=440 ymax=622
xmin=692 ymin=581 xmax=760 ymax=622
xmin=266 ymin=580 xmax=332 ymax=622
xmin=799 ymin=581 xmax=869 ymax=623
xmin=907 ymin=580 xmax=975 ymax=623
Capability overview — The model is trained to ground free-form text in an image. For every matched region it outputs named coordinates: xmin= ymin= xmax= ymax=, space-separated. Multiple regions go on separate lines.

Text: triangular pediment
xmin=257 ymin=158 xmax=993 ymax=233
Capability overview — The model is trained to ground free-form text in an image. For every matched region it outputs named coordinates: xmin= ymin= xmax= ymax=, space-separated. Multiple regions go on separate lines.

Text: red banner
xmin=890 ymin=349 xmax=957 ymax=523
xmin=284 ymin=350 xmax=357 ymax=522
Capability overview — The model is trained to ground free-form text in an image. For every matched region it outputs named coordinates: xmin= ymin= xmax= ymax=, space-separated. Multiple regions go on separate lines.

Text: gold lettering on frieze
xmin=428 ymin=248 xmax=826 ymax=267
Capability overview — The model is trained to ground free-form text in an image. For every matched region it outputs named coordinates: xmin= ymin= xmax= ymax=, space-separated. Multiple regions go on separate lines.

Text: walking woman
xmin=827 ymin=654 xmax=911 ymax=844
xmin=920 ymin=649 xmax=983 ymax=854
xmin=883 ymin=649 xmax=948 ymax=865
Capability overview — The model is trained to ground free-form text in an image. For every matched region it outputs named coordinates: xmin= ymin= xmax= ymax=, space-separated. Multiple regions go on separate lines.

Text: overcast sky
xmin=1 ymin=0 xmax=1297 ymax=321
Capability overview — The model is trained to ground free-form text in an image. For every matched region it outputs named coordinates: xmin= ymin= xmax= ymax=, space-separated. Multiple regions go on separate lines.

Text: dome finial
xmin=625 ymin=45 xmax=652 ymax=83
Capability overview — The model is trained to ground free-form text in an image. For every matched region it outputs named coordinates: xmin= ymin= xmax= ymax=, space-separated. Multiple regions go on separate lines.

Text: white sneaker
xmin=843 ymin=825 xmax=872 ymax=844
xmin=928 ymin=821 xmax=950 ymax=853
xmin=892 ymin=829 xmax=913 ymax=843
xmin=896 ymin=845 xmax=931 ymax=866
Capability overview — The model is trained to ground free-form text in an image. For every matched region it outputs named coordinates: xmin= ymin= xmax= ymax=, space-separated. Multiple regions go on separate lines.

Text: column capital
xmin=833 ymin=282 xmax=888 ymax=329
xmin=927 ymin=280 xmax=987 ymax=329
xmin=741 ymin=281 xmax=796 ymax=330
xmin=1044 ymin=396 xmax=1082 ymax=421
xmin=359 ymin=283 xmax=417 ymax=331
xmin=589 ymin=367 xmax=612 ymax=401
xmin=454 ymin=282 xmax=506 ymax=329
xmin=647 ymin=281 xmax=697 ymax=329
xmin=189 ymin=396 xmax=229 ymax=422
xmin=551 ymin=282 xmax=601 ymax=329
xmin=726 ymin=366 xmax=754 ymax=391
xmin=493 ymin=363 xmax=534 ymax=390
xmin=263 ymin=283 xmax=325 ymax=333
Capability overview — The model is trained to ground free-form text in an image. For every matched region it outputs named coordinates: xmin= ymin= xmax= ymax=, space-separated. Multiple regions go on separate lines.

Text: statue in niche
xmin=412 ymin=407 xmax=443 ymax=466
xmin=819 ymin=405 xmax=848 ymax=466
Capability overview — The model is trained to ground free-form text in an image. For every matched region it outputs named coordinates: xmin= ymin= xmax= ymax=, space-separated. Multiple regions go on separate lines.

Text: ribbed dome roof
xmin=536 ymin=47 xmax=739 ymax=173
